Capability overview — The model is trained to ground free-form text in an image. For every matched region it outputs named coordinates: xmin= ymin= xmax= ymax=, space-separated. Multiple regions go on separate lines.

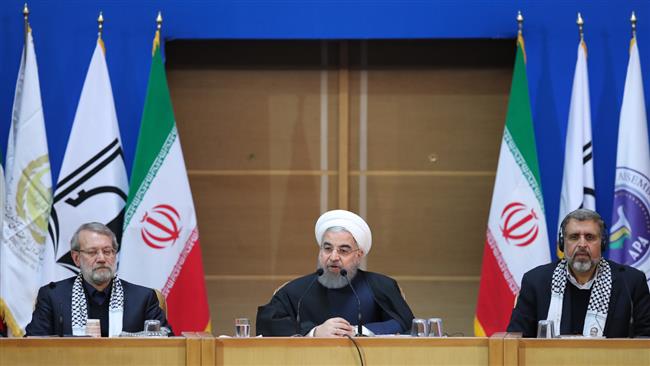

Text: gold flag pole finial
xmin=98 ymin=11 xmax=104 ymax=39
xmin=577 ymin=12 xmax=584 ymax=42
xmin=631 ymin=11 xmax=637 ymax=39
xmin=156 ymin=11 xmax=163 ymax=31
xmin=516 ymin=10 xmax=523 ymax=36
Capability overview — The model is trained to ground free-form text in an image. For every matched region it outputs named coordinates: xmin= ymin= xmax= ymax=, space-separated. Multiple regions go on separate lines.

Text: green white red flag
xmin=475 ymin=35 xmax=550 ymax=336
xmin=119 ymin=29 xmax=211 ymax=332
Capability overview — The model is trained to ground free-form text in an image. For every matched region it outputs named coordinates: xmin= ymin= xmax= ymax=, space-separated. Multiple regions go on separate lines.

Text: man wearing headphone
xmin=507 ymin=208 xmax=650 ymax=337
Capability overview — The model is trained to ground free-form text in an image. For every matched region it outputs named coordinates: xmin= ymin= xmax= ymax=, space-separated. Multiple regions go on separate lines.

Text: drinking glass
xmin=410 ymin=318 xmax=428 ymax=337
xmin=536 ymin=320 xmax=556 ymax=338
xmin=144 ymin=319 xmax=161 ymax=333
xmin=427 ymin=318 xmax=444 ymax=337
xmin=234 ymin=318 xmax=251 ymax=337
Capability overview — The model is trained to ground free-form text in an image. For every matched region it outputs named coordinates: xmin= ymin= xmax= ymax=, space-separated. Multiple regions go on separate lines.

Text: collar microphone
xmin=340 ymin=269 xmax=364 ymax=336
xmin=295 ymin=268 xmax=324 ymax=335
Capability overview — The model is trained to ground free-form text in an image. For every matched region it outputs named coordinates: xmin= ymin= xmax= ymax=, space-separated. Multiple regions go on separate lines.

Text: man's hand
xmin=314 ymin=317 xmax=355 ymax=337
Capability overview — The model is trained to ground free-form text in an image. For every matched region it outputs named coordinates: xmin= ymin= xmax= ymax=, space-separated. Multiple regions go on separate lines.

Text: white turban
xmin=314 ymin=210 xmax=372 ymax=256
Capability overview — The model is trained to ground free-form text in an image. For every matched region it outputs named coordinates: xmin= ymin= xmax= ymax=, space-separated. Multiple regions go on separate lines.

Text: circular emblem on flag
xmin=140 ymin=204 xmax=182 ymax=249
xmin=609 ymin=167 xmax=650 ymax=265
xmin=499 ymin=202 xmax=540 ymax=247
xmin=16 ymin=155 xmax=51 ymax=244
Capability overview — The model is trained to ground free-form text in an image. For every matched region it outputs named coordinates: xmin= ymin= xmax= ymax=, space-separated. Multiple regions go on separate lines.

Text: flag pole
xmin=23 ymin=3 xmax=29 ymax=53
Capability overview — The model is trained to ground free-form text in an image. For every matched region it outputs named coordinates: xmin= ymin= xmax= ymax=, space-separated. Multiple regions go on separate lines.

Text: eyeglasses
xmin=77 ymin=248 xmax=117 ymax=258
xmin=320 ymin=245 xmax=359 ymax=257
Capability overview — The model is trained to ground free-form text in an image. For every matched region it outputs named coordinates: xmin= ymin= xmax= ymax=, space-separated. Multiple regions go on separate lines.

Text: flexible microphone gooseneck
xmin=340 ymin=269 xmax=364 ymax=337
xmin=620 ymin=267 xmax=635 ymax=338
xmin=295 ymin=268 xmax=324 ymax=335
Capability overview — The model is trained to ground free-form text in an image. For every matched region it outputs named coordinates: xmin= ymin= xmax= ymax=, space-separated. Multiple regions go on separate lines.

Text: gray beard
xmin=83 ymin=267 xmax=115 ymax=286
xmin=568 ymin=252 xmax=598 ymax=273
xmin=570 ymin=258 xmax=595 ymax=273
xmin=318 ymin=266 xmax=358 ymax=289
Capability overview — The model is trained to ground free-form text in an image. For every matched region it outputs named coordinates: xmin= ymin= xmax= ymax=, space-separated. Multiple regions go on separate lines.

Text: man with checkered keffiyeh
xmin=25 ymin=222 xmax=172 ymax=337
xmin=507 ymin=209 xmax=650 ymax=338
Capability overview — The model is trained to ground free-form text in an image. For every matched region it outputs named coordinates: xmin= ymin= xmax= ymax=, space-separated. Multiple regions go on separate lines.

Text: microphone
xmin=295 ymin=268 xmax=324 ymax=335
xmin=340 ymin=269 xmax=364 ymax=337
xmin=620 ymin=267 xmax=635 ymax=338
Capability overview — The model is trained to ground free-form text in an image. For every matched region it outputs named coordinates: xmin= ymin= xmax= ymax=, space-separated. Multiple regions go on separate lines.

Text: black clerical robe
xmin=256 ymin=269 xmax=414 ymax=336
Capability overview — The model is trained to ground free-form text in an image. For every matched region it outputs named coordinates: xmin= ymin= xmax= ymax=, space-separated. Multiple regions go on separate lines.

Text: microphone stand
xmin=340 ymin=269 xmax=365 ymax=337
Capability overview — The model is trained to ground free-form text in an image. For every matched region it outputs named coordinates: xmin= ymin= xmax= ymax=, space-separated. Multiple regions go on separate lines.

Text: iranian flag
xmin=474 ymin=34 xmax=550 ymax=336
xmin=119 ymin=29 xmax=211 ymax=332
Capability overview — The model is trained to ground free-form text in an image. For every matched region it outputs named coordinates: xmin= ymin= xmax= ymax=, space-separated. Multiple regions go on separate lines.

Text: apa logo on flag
xmin=140 ymin=204 xmax=182 ymax=249
xmin=499 ymin=202 xmax=540 ymax=247
xmin=610 ymin=167 xmax=650 ymax=263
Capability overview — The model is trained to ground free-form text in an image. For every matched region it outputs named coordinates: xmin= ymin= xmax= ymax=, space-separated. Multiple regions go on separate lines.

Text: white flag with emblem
xmin=608 ymin=37 xmax=650 ymax=283
xmin=0 ymin=27 xmax=52 ymax=337
xmin=42 ymin=39 xmax=128 ymax=284
xmin=558 ymin=40 xmax=595 ymax=239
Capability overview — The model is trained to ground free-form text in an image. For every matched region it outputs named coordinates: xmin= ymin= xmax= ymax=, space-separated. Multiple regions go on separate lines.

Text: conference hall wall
xmin=166 ymin=39 xmax=512 ymax=336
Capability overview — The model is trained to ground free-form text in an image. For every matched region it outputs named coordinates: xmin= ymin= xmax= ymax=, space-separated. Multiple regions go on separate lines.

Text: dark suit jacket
xmin=25 ymin=277 xmax=172 ymax=336
xmin=256 ymin=269 xmax=414 ymax=336
xmin=507 ymin=260 xmax=650 ymax=337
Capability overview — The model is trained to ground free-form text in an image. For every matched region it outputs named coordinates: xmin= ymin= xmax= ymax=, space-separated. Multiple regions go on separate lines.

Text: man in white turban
xmin=256 ymin=210 xmax=414 ymax=337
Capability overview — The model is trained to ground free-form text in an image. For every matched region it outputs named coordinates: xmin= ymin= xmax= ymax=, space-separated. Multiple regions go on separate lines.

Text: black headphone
xmin=558 ymin=211 xmax=607 ymax=253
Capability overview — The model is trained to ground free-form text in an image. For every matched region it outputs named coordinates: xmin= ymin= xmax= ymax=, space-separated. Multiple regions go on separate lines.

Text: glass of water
xmin=427 ymin=318 xmax=444 ymax=337
xmin=536 ymin=320 xmax=556 ymax=338
xmin=234 ymin=318 xmax=251 ymax=337
xmin=144 ymin=319 xmax=161 ymax=333
xmin=410 ymin=318 xmax=428 ymax=337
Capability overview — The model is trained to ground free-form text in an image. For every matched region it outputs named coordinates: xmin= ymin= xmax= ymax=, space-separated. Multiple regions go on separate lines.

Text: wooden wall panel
xmin=350 ymin=175 xmax=494 ymax=276
xmin=399 ymin=280 xmax=480 ymax=337
xmin=206 ymin=278 xmax=289 ymax=336
xmin=351 ymin=88 xmax=507 ymax=171
xmin=169 ymin=51 xmax=339 ymax=171
xmin=190 ymin=175 xmax=338 ymax=276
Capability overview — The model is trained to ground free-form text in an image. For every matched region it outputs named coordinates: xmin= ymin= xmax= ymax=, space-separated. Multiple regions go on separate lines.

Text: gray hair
xmin=70 ymin=222 xmax=119 ymax=251
xmin=560 ymin=208 xmax=606 ymax=240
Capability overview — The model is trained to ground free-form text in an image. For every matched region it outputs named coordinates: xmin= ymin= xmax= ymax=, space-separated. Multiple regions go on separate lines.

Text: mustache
xmin=92 ymin=266 xmax=112 ymax=271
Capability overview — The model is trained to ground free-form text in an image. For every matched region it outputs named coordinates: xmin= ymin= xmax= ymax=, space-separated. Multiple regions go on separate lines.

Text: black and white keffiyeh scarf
xmin=71 ymin=273 xmax=124 ymax=337
xmin=546 ymin=258 xmax=612 ymax=337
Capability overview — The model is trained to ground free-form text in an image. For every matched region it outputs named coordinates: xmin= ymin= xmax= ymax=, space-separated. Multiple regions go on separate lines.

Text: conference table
xmin=2 ymin=332 xmax=650 ymax=366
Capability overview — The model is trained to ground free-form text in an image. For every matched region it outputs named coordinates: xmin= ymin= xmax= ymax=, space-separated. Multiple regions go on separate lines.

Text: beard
xmin=82 ymin=265 xmax=115 ymax=286
xmin=567 ymin=250 xmax=598 ymax=273
xmin=317 ymin=263 xmax=359 ymax=289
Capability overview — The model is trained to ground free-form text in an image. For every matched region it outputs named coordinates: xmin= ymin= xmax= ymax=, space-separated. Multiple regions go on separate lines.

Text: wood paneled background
xmin=166 ymin=39 xmax=513 ymax=336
